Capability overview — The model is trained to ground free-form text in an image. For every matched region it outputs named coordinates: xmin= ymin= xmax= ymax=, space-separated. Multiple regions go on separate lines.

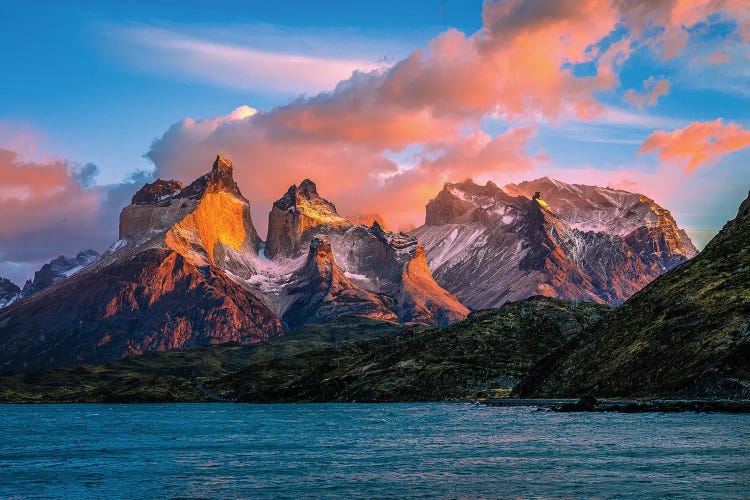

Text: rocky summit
xmin=0 ymin=155 xmax=281 ymax=373
xmin=249 ymin=180 xmax=468 ymax=328
xmin=516 ymin=190 xmax=750 ymax=399
xmin=411 ymin=177 xmax=696 ymax=309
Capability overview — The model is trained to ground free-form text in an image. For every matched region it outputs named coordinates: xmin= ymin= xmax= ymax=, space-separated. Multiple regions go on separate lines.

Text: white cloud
xmin=104 ymin=23 xmax=408 ymax=94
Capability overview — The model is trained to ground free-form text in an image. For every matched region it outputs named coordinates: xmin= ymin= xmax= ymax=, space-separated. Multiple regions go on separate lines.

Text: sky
xmin=1 ymin=0 xmax=750 ymax=285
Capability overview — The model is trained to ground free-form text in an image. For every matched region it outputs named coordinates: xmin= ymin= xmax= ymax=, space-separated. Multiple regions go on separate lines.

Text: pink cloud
xmin=639 ymin=119 xmax=750 ymax=172
xmin=623 ymin=77 xmax=670 ymax=109
xmin=708 ymin=52 xmax=730 ymax=64
xmin=0 ymin=149 xmax=99 ymax=238
xmin=146 ymin=0 xmax=750 ymax=233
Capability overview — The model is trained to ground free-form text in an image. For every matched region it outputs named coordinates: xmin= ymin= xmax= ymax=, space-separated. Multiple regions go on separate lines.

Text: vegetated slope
xmin=0 ymin=316 xmax=402 ymax=403
xmin=209 ymin=297 xmax=609 ymax=402
xmin=516 ymin=190 xmax=750 ymax=399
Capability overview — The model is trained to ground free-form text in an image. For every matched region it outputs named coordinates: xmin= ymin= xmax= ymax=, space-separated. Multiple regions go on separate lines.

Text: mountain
xmin=244 ymin=179 xmax=468 ymax=328
xmin=0 ymin=278 xmax=20 ymax=308
xmin=411 ymin=178 xmax=697 ymax=309
xmin=515 ymin=190 xmax=750 ymax=399
xmin=19 ymin=250 xmax=100 ymax=297
xmin=0 ymin=156 xmax=282 ymax=373
xmin=207 ymin=297 xmax=609 ymax=402
xmin=0 ymin=251 xmax=100 ymax=309
xmin=0 ymin=156 xmax=466 ymax=373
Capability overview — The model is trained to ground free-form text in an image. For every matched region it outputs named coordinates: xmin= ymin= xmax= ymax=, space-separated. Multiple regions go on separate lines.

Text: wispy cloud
xmin=104 ymin=23 xmax=412 ymax=95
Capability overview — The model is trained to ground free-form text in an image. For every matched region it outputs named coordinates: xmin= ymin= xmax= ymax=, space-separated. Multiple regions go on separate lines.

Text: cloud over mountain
xmin=146 ymin=0 xmax=750 ymax=234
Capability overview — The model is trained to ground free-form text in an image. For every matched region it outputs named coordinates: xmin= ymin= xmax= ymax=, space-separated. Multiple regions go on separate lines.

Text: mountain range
xmin=0 ymin=155 xmax=698 ymax=374
xmin=0 ymin=183 xmax=746 ymax=403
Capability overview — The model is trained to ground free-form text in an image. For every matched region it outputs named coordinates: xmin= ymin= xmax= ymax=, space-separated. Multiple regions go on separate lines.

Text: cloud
xmin=708 ymin=52 xmax=730 ymax=64
xmin=108 ymin=24 xmax=390 ymax=94
xmin=623 ymin=77 xmax=670 ymax=109
xmin=639 ymin=119 xmax=750 ymax=172
xmin=0 ymin=148 xmax=150 ymax=284
xmin=144 ymin=0 xmax=750 ymax=233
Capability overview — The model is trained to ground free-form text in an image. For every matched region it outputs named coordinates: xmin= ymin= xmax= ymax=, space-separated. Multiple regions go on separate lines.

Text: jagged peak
xmin=273 ymin=179 xmax=342 ymax=220
xmin=213 ymin=154 xmax=233 ymax=172
xmin=298 ymin=178 xmax=318 ymax=194
xmin=179 ymin=155 xmax=245 ymax=201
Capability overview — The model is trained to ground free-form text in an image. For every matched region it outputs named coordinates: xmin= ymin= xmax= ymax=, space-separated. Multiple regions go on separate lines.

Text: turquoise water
xmin=1 ymin=403 xmax=748 ymax=499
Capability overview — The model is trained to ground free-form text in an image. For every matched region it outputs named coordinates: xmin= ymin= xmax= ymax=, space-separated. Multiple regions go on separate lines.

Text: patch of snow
xmin=63 ymin=265 xmax=84 ymax=277
xmin=344 ymin=271 xmax=368 ymax=280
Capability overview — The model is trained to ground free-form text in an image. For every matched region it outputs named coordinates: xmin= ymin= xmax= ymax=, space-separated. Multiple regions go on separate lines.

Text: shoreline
xmin=480 ymin=397 xmax=750 ymax=413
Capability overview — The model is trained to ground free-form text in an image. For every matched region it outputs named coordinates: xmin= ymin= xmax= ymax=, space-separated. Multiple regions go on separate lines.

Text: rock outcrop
xmin=411 ymin=178 xmax=697 ymax=308
xmin=265 ymin=179 xmax=350 ymax=259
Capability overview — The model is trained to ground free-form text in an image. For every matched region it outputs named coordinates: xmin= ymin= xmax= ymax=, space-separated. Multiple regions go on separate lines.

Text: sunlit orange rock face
xmin=120 ymin=154 xmax=262 ymax=267
xmin=265 ymin=179 xmax=351 ymax=259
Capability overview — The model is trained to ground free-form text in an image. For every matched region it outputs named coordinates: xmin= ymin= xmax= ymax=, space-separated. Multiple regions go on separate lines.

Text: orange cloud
xmin=617 ymin=0 xmax=750 ymax=58
xmin=639 ymin=119 xmax=750 ymax=172
xmin=623 ymin=77 xmax=670 ymax=109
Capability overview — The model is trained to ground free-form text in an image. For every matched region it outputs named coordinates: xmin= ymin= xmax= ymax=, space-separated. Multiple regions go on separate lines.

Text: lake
xmin=1 ymin=403 xmax=748 ymax=498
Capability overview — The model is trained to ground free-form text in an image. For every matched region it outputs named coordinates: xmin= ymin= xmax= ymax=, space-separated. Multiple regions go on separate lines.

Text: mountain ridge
xmin=412 ymin=177 xmax=697 ymax=308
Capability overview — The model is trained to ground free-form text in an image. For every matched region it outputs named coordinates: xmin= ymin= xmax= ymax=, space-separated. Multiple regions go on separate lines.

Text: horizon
xmin=2 ymin=0 xmax=750 ymax=284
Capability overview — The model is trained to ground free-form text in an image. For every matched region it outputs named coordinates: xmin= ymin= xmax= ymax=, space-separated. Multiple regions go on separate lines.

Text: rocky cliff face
xmin=250 ymin=183 xmax=468 ymax=327
xmin=119 ymin=155 xmax=262 ymax=273
xmin=0 ymin=155 xmax=281 ymax=373
xmin=411 ymin=178 xmax=697 ymax=308
xmin=265 ymin=179 xmax=350 ymax=259
xmin=0 ymin=278 xmax=20 ymax=308
xmin=0 ymin=249 xmax=281 ymax=373
xmin=516 ymin=190 xmax=750 ymax=399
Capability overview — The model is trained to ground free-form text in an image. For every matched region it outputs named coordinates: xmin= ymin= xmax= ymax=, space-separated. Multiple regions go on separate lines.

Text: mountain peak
xmin=298 ymin=178 xmax=317 ymax=194
xmin=213 ymin=154 xmax=233 ymax=172
xmin=266 ymin=179 xmax=350 ymax=259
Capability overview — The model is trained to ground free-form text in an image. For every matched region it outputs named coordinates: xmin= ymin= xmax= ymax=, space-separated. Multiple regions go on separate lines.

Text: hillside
xmin=0 ymin=316 xmax=402 ymax=403
xmin=516 ymin=191 xmax=750 ymax=399
xmin=208 ymin=297 xmax=609 ymax=402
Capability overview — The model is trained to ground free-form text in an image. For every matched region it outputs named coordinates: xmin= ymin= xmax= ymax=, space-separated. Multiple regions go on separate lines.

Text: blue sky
xmin=1 ymin=1 xmax=749 ymax=284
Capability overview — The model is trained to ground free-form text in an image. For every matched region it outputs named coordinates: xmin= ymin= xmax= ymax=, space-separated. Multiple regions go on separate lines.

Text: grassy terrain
xmin=0 ymin=316 xmax=403 ymax=403
xmin=207 ymin=297 xmax=609 ymax=402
